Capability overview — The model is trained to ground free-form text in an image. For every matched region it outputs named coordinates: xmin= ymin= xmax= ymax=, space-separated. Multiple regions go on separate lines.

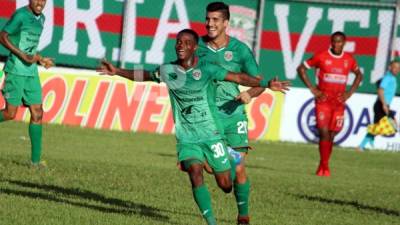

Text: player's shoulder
xmin=198 ymin=35 xmax=210 ymax=48
xmin=229 ymin=36 xmax=249 ymax=50
xmin=12 ymin=6 xmax=29 ymax=18
xmin=342 ymin=52 xmax=356 ymax=60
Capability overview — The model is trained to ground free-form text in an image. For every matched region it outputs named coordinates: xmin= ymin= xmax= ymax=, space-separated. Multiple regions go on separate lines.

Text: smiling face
xmin=205 ymin=11 xmax=229 ymax=40
xmin=175 ymin=32 xmax=198 ymax=62
xmin=29 ymin=0 xmax=47 ymax=15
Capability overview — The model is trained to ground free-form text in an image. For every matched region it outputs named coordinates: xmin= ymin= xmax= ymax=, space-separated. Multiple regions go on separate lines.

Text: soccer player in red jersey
xmin=297 ymin=31 xmax=363 ymax=177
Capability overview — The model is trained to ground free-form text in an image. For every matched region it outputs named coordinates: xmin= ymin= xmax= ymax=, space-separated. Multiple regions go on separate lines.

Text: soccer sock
xmin=228 ymin=156 xmax=237 ymax=182
xmin=326 ymin=141 xmax=333 ymax=168
xmin=234 ymin=180 xmax=250 ymax=217
xmin=0 ymin=111 xmax=5 ymax=122
xmin=319 ymin=140 xmax=330 ymax=169
xmin=359 ymin=134 xmax=374 ymax=149
xmin=192 ymin=184 xmax=216 ymax=225
xmin=29 ymin=123 xmax=42 ymax=164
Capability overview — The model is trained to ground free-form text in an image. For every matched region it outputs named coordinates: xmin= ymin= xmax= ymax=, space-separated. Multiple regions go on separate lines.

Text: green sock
xmin=234 ymin=180 xmax=250 ymax=217
xmin=0 ymin=111 xmax=5 ymax=122
xmin=29 ymin=123 xmax=42 ymax=163
xmin=192 ymin=184 xmax=216 ymax=225
xmin=228 ymin=156 xmax=237 ymax=182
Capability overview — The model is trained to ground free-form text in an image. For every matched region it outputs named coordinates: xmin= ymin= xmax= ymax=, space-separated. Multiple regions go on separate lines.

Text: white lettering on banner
xmin=327 ymin=9 xmax=370 ymax=52
xmin=117 ymin=0 xmax=144 ymax=65
xmin=17 ymin=0 xmax=53 ymax=50
xmin=371 ymin=10 xmax=393 ymax=83
xmin=145 ymin=0 xmax=189 ymax=64
xmin=275 ymin=4 xmax=323 ymax=79
xmin=59 ymin=0 xmax=106 ymax=58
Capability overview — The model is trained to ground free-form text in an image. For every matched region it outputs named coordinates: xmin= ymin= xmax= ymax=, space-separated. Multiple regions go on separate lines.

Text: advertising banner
xmin=0 ymin=67 xmax=282 ymax=141
xmin=281 ymin=88 xmax=400 ymax=151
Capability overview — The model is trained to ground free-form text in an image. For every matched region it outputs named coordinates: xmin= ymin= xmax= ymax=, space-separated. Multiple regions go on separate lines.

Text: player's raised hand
xmin=268 ymin=77 xmax=291 ymax=93
xmin=235 ymin=91 xmax=252 ymax=104
xmin=97 ymin=59 xmax=117 ymax=76
xmin=39 ymin=57 xmax=54 ymax=69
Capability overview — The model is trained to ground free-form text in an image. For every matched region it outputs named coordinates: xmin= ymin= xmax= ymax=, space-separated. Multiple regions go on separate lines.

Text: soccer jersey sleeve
xmin=2 ymin=10 xmax=23 ymax=35
xmin=240 ymin=44 xmax=260 ymax=77
xmin=304 ymin=54 xmax=320 ymax=69
xmin=351 ymin=57 xmax=359 ymax=71
xmin=379 ymin=75 xmax=390 ymax=90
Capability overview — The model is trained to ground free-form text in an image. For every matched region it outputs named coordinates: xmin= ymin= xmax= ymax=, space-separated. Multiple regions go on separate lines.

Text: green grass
xmin=0 ymin=122 xmax=399 ymax=225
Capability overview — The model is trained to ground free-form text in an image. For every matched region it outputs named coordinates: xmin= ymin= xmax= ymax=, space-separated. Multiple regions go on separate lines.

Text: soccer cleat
xmin=237 ymin=215 xmax=250 ymax=225
xmin=227 ymin=147 xmax=242 ymax=165
xmin=323 ymin=168 xmax=331 ymax=177
xmin=316 ymin=164 xmax=324 ymax=176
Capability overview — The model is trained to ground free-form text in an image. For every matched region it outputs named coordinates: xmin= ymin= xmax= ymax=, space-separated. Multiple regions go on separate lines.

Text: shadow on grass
xmin=294 ymin=194 xmax=400 ymax=217
xmin=1 ymin=180 xmax=171 ymax=223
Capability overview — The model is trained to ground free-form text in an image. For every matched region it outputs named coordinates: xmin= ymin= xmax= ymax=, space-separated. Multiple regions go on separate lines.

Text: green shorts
xmin=2 ymin=73 xmax=42 ymax=106
xmin=177 ymin=139 xmax=231 ymax=173
xmin=222 ymin=115 xmax=250 ymax=153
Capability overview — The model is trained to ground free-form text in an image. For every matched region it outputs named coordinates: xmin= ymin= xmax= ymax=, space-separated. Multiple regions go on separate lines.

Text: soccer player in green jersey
xmin=0 ymin=0 xmax=54 ymax=167
xmin=97 ymin=29 xmax=288 ymax=225
xmin=197 ymin=2 xmax=285 ymax=224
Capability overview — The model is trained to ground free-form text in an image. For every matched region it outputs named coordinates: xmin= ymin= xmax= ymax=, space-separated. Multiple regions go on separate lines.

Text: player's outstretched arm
xmin=225 ymin=72 xmax=290 ymax=93
xmin=96 ymin=59 xmax=152 ymax=81
xmin=0 ymin=31 xmax=41 ymax=64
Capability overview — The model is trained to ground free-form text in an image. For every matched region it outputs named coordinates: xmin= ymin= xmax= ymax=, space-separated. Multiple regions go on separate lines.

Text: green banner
xmin=0 ymin=0 xmax=259 ymax=70
xmin=260 ymin=0 xmax=399 ymax=94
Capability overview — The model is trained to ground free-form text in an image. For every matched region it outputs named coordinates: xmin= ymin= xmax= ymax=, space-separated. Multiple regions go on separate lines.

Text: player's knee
xmin=3 ymin=109 xmax=17 ymax=120
xmin=188 ymin=166 xmax=204 ymax=187
xmin=217 ymin=177 xmax=232 ymax=193
xmin=30 ymin=108 xmax=43 ymax=123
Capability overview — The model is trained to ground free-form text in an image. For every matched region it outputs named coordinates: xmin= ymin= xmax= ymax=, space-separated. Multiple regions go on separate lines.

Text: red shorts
xmin=315 ymin=100 xmax=345 ymax=132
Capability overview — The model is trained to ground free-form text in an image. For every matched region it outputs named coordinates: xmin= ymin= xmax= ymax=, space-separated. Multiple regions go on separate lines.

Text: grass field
xmin=0 ymin=122 xmax=399 ymax=225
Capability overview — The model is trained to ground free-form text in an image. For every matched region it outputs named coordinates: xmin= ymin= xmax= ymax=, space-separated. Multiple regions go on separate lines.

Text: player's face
xmin=330 ymin=35 xmax=345 ymax=55
xmin=389 ymin=62 xmax=400 ymax=76
xmin=29 ymin=0 xmax=47 ymax=15
xmin=175 ymin=33 xmax=197 ymax=61
xmin=205 ymin=11 xmax=229 ymax=39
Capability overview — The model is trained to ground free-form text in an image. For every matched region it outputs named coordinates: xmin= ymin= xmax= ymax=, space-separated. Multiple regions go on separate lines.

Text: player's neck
xmin=179 ymin=56 xmax=198 ymax=70
xmin=209 ymin=33 xmax=229 ymax=49
xmin=329 ymin=48 xmax=343 ymax=56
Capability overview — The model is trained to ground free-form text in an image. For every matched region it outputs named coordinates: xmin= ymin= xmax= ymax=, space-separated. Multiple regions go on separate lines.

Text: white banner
xmin=281 ymin=88 xmax=400 ymax=151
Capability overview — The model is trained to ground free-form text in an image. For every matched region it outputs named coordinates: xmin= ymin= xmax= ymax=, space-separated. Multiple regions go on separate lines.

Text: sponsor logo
xmin=297 ymin=98 xmax=354 ymax=144
xmin=323 ymin=73 xmax=347 ymax=84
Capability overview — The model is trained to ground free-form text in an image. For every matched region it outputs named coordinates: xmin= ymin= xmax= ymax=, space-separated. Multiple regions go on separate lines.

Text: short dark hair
xmin=206 ymin=2 xmax=230 ymax=20
xmin=177 ymin=29 xmax=199 ymax=44
xmin=331 ymin=31 xmax=346 ymax=40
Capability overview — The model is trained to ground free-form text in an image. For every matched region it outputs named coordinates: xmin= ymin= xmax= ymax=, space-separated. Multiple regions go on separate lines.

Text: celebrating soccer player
xmin=0 ymin=0 xmax=54 ymax=167
xmin=97 ymin=29 xmax=289 ymax=225
xmin=297 ymin=31 xmax=363 ymax=177
xmin=197 ymin=2 xmax=289 ymax=224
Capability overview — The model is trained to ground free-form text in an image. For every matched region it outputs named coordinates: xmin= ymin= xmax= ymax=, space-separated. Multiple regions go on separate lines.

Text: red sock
xmin=326 ymin=141 xmax=333 ymax=168
xmin=319 ymin=140 xmax=331 ymax=169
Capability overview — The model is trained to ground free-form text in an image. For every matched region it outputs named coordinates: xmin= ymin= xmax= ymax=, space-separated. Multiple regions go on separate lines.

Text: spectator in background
xmin=357 ymin=60 xmax=399 ymax=151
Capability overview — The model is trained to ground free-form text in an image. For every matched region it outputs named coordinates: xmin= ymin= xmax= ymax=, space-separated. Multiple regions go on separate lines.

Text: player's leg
xmin=324 ymin=105 xmax=345 ymax=176
xmin=25 ymin=76 xmax=44 ymax=165
xmin=178 ymin=143 xmax=217 ymax=225
xmin=224 ymin=117 xmax=251 ymax=224
xmin=315 ymin=102 xmax=332 ymax=176
xmin=0 ymin=73 xmax=23 ymax=122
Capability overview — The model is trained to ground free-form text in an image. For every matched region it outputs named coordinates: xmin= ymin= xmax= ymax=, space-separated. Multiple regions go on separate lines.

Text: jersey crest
xmin=224 ymin=51 xmax=233 ymax=62
xmin=192 ymin=69 xmax=202 ymax=80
